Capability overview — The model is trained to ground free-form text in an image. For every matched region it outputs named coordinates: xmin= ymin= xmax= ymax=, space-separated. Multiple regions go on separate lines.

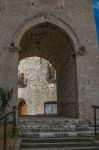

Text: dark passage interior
xmin=19 ymin=22 xmax=79 ymax=118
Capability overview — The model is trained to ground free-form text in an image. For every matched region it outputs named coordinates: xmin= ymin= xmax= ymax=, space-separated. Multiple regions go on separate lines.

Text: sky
xmin=93 ymin=0 xmax=99 ymax=45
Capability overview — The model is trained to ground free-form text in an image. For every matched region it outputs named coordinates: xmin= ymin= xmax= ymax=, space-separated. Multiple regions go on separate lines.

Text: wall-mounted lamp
xmin=9 ymin=42 xmax=22 ymax=52
xmin=76 ymin=46 xmax=86 ymax=56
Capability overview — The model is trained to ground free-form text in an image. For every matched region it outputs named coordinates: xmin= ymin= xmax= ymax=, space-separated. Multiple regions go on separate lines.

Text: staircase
xmin=17 ymin=116 xmax=99 ymax=150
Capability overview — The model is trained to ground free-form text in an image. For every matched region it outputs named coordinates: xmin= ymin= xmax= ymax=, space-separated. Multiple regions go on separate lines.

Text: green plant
xmin=0 ymin=87 xmax=13 ymax=114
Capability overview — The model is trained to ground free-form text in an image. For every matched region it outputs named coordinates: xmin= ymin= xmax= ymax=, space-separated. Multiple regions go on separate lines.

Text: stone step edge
xmin=20 ymin=129 xmax=97 ymax=132
xmin=20 ymin=146 xmax=99 ymax=150
xmin=19 ymin=131 xmax=95 ymax=137
xmin=21 ymin=141 xmax=95 ymax=147
xmin=22 ymin=137 xmax=93 ymax=141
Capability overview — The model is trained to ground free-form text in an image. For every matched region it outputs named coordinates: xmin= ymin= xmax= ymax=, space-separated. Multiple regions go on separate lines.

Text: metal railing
xmin=0 ymin=106 xmax=17 ymax=150
xmin=92 ymin=105 xmax=99 ymax=136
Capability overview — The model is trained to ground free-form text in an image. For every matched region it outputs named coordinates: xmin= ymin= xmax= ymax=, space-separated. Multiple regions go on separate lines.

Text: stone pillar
xmin=57 ymin=55 xmax=79 ymax=118
xmin=2 ymin=44 xmax=20 ymax=111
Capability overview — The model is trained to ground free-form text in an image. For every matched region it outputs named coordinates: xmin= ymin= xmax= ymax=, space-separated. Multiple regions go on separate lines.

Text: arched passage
xmin=18 ymin=100 xmax=27 ymax=115
xmin=19 ymin=22 xmax=79 ymax=118
xmin=18 ymin=56 xmax=57 ymax=115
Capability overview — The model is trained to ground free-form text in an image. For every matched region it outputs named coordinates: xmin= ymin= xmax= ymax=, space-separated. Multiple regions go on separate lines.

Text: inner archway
xmin=19 ymin=22 xmax=79 ymax=118
xmin=18 ymin=56 xmax=57 ymax=115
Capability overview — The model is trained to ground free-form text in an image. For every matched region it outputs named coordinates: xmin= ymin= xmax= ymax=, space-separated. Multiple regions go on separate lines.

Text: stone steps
xmin=18 ymin=116 xmax=99 ymax=150
xmin=20 ymin=137 xmax=99 ymax=150
xmin=20 ymin=142 xmax=95 ymax=149
xmin=21 ymin=131 xmax=95 ymax=138
xmin=22 ymin=137 xmax=92 ymax=143
xmin=20 ymin=147 xmax=99 ymax=150
xmin=18 ymin=116 xmax=98 ymax=137
xmin=19 ymin=126 xmax=95 ymax=132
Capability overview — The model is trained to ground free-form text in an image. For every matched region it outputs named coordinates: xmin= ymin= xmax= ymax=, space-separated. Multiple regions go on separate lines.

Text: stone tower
xmin=0 ymin=0 xmax=99 ymax=120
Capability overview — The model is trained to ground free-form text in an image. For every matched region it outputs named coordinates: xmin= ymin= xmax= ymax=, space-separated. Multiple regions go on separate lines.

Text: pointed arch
xmin=13 ymin=13 xmax=79 ymax=118
xmin=12 ymin=12 xmax=80 ymax=52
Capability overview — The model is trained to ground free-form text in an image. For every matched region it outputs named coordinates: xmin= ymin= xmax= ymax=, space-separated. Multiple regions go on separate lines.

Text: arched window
xmin=46 ymin=63 xmax=56 ymax=84
xmin=18 ymin=72 xmax=28 ymax=88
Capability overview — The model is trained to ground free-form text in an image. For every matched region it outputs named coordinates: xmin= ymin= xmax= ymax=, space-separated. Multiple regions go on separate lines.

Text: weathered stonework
xmin=0 ymin=0 xmax=99 ymax=120
xmin=18 ymin=57 xmax=57 ymax=115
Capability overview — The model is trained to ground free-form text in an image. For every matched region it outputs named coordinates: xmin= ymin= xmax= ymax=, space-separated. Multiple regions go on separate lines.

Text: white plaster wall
xmin=18 ymin=57 xmax=57 ymax=115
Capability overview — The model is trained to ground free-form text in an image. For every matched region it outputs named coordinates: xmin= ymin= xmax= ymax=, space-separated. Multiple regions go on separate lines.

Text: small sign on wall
xmin=30 ymin=0 xmax=64 ymax=8
xmin=40 ymin=0 xmax=64 ymax=6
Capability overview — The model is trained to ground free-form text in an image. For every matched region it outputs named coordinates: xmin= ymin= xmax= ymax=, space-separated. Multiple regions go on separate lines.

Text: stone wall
xmin=57 ymin=55 xmax=78 ymax=118
xmin=0 ymin=0 xmax=98 ymax=120
xmin=18 ymin=57 xmax=57 ymax=115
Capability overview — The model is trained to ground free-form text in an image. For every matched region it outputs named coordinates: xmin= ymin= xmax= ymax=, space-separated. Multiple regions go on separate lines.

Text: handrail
xmin=0 ymin=106 xmax=17 ymax=150
xmin=92 ymin=105 xmax=99 ymax=136
xmin=92 ymin=105 xmax=99 ymax=109
xmin=0 ymin=108 xmax=16 ymax=120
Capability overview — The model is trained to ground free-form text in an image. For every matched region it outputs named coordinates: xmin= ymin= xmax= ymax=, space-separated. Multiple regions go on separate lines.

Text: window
xmin=18 ymin=72 xmax=28 ymax=88
xmin=44 ymin=101 xmax=57 ymax=114
xmin=46 ymin=63 xmax=56 ymax=84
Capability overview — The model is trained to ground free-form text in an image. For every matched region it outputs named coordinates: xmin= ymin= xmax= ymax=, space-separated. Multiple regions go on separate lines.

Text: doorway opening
xmin=18 ymin=22 xmax=79 ymax=118
xmin=18 ymin=100 xmax=27 ymax=115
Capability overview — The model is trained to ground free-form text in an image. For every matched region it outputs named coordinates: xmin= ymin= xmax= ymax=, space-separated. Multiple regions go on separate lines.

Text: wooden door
xmin=18 ymin=100 xmax=27 ymax=115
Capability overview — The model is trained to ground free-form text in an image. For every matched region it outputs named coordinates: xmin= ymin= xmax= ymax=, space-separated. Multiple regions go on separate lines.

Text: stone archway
xmin=18 ymin=100 xmax=27 ymax=115
xmin=13 ymin=13 xmax=80 ymax=51
xmin=17 ymin=22 xmax=79 ymax=118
